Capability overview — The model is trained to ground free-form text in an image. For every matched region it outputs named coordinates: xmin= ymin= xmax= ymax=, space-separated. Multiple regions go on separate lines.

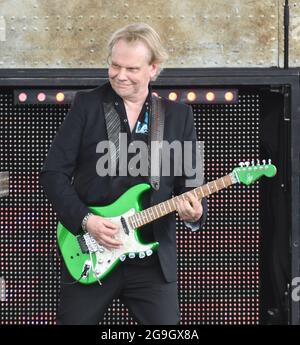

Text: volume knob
xmin=139 ymin=252 xmax=146 ymax=259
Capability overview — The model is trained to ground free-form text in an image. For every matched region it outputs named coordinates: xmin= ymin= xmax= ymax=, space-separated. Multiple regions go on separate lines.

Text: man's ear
xmin=150 ymin=63 xmax=158 ymax=79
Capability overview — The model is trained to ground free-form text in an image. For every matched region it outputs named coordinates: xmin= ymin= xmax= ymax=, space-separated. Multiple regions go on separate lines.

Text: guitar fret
xmin=133 ymin=217 xmax=138 ymax=228
xmin=140 ymin=211 xmax=146 ymax=225
xmin=159 ymin=203 xmax=164 ymax=215
xmin=158 ymin=205 xmax=163 ymax=216
xmin=128 ymin=217 xmax=133 ymax=228
xmin=167 ymin=200 xmax=173 ymax=212
xmin=156 ymin=205 xmax=160 ymax=217
xmin=145 ymin=209 xmax=151 ymax=223
xmin=136 ymin=213 xmax=142 ymax=227
xmin=134 ymin=215 xmax=139 ymax=228
xmin=153 ymin=205 xmax=159 ymax=219
xmin=221 ymin=177 xmax=226 ymax=188
xmin=143 ymin=210 xmax=149 ymax=223
xmin=148 ymin=208 xmax=154 ymax=221
xmin=193 ymin=189 xmax=198 ymax=199
xmin=214 ymin=180 xmax=219 ymax=192
xmin=145 ymin=209 xmax=150 ymax=219
xmin=207 ymin=183 xmax=212 ymax=194
xmin=163 ymin=202 xmax=168 ymax=214
xmin=199 ymin=187 xmax=204 ymax=198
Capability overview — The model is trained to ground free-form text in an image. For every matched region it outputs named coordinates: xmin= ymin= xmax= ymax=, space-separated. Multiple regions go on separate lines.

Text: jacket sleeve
xmin=40 ymin=92 xmax=90 ymax=235
xmin=173 ymin=105 xmax=207 ymax=230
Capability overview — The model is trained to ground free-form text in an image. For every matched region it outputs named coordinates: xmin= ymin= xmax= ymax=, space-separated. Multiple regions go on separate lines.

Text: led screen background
xmin=0 ymin=88 xmax=259 ymax=324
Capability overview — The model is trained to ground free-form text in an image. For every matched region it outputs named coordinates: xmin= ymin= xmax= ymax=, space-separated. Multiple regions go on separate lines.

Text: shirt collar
xmin=106 ymin=82 xmax=152 ymax=109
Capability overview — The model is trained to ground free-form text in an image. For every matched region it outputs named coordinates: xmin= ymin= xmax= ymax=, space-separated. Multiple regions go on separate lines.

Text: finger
xmin=184 ymin=199 xmax=203 ymax=222
xmin=182 ymin=196 xmax=195 ymax=212
xmin=101 ymin=227 xmax=119 ymax=238
xmin=177 ymin=200 xmax=189 ymax=219
xmin=186 ymin=193 xmax=202 ymax=212
xmin=175 ymin=199 xmax=181 ymax=212
xmin=176 ymin=200 xmax=184 ymax=215
xmin=101 ymin=234 xmax=122 ymax=248
xmin=185 ymin=192 xmax=193 ymax=202
xmin=187 ymin=192 xmax=198 ymax=205
xmin=103 ymin=219 xmax=119 ymax=230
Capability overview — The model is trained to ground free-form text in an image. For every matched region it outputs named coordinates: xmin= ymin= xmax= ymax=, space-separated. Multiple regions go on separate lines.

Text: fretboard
xmin=128 ymin=173 xmax=236 ymax=229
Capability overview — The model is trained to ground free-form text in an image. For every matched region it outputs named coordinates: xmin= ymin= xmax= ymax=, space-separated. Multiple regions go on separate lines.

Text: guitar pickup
xmin=121 ymin=216 xmax=129 ymax=235
xmin=77 ymin=235 xmax=89 ymax=253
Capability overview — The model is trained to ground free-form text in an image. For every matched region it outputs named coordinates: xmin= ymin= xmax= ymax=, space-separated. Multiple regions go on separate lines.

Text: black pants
xmin=57 ymin=255 xmax=180 ymax=325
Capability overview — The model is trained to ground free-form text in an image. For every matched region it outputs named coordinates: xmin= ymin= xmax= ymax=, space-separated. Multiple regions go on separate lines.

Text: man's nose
xmin=116 ymin=68 xmax=127 ymax=81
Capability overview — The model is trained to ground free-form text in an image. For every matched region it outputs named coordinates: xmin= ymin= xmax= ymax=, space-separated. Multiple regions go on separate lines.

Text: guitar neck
xmin=129 ymin=173 xmax=238 ymax=229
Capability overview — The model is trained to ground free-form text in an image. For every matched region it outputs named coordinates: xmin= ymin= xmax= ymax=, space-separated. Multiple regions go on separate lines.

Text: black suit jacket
xmin=40 ymin=82 xmax=207 ymax=283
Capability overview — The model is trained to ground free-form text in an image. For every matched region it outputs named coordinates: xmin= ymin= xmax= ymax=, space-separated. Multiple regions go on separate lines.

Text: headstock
xmin=232 ymin=159 xmax=277 ymax=186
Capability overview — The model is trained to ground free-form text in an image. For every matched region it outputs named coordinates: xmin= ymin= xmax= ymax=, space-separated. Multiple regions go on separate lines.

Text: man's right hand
xmin=86 ymin=214 xmax=122 ymax=250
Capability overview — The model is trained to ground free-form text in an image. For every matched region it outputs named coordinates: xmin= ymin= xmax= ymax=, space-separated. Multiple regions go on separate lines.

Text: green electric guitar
xmin=57 ymin=160 xmax=276 ymax=285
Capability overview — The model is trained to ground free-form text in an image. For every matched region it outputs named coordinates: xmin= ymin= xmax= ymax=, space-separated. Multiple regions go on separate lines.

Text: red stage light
xmin=18 ymin=92 xmax=27 ymax=102
xmin=37 ymin=92 xmax=46 ymax=102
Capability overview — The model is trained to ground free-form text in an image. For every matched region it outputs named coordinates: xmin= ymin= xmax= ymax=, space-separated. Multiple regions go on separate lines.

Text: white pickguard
xmin=82 ymin=208 xmax=157 ymax=280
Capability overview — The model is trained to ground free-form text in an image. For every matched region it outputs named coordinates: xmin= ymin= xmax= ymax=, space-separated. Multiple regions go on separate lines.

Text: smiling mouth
xmin=116 ymin=83 xmax=131 ymax=88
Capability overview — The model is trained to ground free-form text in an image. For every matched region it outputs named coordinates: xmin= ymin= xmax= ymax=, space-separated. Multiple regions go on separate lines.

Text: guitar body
xmin=57 ymin=183 xmax=159 ymax=284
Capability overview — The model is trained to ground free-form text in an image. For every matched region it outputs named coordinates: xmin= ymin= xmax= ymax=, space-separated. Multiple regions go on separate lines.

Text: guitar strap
xmin=149 ymin=95 xmax=165 ymax=191
xmin=103 ymin=95 xmax=165 ymax=191
xmin=103 ymin=102 xmax=121 ymax=176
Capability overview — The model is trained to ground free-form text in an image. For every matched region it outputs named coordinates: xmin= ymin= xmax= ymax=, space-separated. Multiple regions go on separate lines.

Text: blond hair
xmin=107 ymin=23 xmax=168 ymax=79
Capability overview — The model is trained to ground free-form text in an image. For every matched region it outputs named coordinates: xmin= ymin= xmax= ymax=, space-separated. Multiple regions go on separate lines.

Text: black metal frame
xmin=0 ymin=67 xmax=299 ymax=324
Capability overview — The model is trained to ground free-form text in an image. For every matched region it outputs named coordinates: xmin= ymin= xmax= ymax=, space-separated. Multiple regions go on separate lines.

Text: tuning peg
xmin=251 ymin=160 xmax=255 ymax=166
xmin=262 ymin=159 xmax=266 ymax=165
xmin=256 ymin=159 xmax=260 ymax=165
xmin=119 ymin=254 xmax=126 ymax=262
xmin=146 ymin=249 xmax=153 ymax=256
xmin=128 ymin=252 xmax=136 ymax=259
xmin=139 ymin=252 xmax=146 ymax=259
xmin=245 ymin=161 xmax=250 ymax=167
xmin=239 ymin=162 xmax=244 ymax=167
xmin=268 ymin=159 xmax=272 ymax=164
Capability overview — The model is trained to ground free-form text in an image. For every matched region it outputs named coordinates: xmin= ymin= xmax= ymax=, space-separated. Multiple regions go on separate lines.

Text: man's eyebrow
xmin=111 ymin=62 xmax=140 ymax=69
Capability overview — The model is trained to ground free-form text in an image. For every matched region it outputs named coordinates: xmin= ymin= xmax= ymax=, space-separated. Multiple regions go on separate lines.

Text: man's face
xmin=108 ymin=39 xmax=158 ymax=100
